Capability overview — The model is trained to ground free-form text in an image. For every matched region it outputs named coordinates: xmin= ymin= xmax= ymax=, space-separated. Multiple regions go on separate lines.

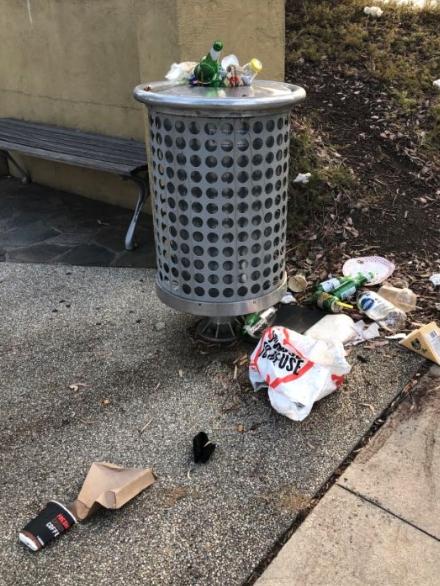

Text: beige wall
xmin=0 ymin=0 xmax=142 ymax=138
xmin=0 ymin=0 xmax=285 ymax=209
xmin=136 ymin=0 xmax=285 ymax=85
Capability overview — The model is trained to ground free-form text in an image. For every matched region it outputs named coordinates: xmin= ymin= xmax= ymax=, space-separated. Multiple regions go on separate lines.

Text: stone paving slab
xmin=256 ymin=485 xmax=440 ymax=586
xmin=339 ymin=371 xmax=440 ymax=538
xmin=0 ymin=263 xmax=423 ymax=586
xmin=0 ymin=178 xmax=155 ymax=268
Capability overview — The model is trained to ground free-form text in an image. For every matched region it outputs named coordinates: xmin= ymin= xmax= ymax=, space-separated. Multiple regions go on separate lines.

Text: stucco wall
xmin=0 ymin=0 xmax=285 ymax=209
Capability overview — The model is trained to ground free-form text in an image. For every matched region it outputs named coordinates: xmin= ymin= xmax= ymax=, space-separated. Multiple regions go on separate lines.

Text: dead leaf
xmin=236 ymin=424 xmax=245 ymax=433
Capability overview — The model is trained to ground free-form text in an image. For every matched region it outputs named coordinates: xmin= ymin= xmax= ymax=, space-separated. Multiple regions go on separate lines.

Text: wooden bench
xmin=0 ymin=118 xmax=150 ymax=250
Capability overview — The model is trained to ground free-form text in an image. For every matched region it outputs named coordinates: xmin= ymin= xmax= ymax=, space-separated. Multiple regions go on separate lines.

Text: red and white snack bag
xmin=249 ymin=326 xmax=351 ymax=421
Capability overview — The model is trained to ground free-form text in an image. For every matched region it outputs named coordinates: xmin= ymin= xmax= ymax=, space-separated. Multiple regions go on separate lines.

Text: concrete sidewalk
xmin=0 ymin=262 xmax=423 ymax=585
xmin=256 ymin=368 xmax=440 ymax=585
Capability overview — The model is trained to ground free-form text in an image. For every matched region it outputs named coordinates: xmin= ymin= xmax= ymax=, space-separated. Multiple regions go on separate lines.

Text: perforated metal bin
xmin=134 ymin=81 xmax=306 ymax=317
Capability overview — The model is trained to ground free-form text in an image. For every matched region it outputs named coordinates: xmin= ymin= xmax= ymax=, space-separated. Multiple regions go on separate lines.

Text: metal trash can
xmin=134 ymin=81 xmax=305 ymax=322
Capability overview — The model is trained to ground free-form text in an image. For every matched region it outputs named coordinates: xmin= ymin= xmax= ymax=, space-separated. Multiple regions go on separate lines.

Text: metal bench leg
xmin=2 ymin=151 xmax=31 ymax=184
xmin=123 ymin=175 xmax=149 ymax=251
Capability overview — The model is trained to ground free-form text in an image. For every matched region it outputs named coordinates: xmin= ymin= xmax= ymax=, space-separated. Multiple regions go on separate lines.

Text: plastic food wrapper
xmin=165 ymin=61 xmax=197 ymax=82
xmin=364 ymin=6 xmax=383 ymax=17
xmin=221 ymin=54 xmax=239 ymax=70
xmin=293 ymin=172 xmax=311 ymax=184
xmin=249 ymin=326 xmax=351 ymax=421
xmin=305 ymin=314 xmax=356 ymax=345
xmin=429 ymin=273 xmax=440 ymax=286
xmin=343 ymin=256 xmax=394 ymax=285
xmin=348 ymin=319 xmax=381 ymax=346
xmin=70 ymin=462 xmax=156 ymax=521
xmin=400 ymin=322 xmax=440 ymax=366
xmin=378 ymin=284 xmax=417 ymax=312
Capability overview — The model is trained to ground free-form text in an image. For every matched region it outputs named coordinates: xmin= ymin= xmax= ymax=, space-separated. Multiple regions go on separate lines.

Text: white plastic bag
xmin=249 ymin=326 xmax=351 ymax=421
xmin=165 ymin=61 xmax=197 ymax=82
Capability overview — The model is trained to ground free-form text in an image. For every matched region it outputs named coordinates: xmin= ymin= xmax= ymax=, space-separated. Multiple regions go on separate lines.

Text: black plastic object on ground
xmin=193 ymin=432 xmax=216 ymax=464
xmin=272 ymin=305 xmax=325 ymax=333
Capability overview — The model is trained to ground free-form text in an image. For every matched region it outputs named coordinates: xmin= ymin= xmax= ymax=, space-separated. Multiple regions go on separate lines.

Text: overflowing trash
xmin=249 ymin=326 xmax=351 ymax=421
xmin=19 ymin=463 xmax=156 ymax=551
xmin=241 ymin=249 xmax=438 ymax=419
xmin=165 ymin=40 xmax=262 ymax=88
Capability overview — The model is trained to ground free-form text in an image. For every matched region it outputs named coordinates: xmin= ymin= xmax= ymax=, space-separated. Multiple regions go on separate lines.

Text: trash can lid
xmin=133 ymin=80 xmax=306 ymax=112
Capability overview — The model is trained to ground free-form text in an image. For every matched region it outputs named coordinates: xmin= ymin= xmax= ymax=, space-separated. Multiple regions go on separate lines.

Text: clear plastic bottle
xmin=377 ymin=284 xmax=417 ymax=313
xmin=357 ymin=291 xmax=406 ymax=332
xmin=241 ymin=58 xmax=263 ymax=85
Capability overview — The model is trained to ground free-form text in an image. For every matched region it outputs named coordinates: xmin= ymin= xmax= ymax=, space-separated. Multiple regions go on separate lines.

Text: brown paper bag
xmin=70 ymin=462 xmax=156 ymax=521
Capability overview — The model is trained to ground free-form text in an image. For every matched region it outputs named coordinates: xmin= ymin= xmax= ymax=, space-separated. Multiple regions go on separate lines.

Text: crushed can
xmin=243 ymin=307 xmax=277 ymax=339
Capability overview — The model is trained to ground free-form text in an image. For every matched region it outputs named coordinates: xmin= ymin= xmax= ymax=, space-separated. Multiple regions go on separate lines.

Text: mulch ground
xmin=284 ymin=5 xmax=440 ymax=325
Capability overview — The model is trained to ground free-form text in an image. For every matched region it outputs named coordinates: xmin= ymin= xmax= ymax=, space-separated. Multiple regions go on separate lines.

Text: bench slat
xmin=0 ymin=139 xmax=137 ymax=174
xmin=0 ymin=134 xmax=143 ymax=168
xmin=0 ymin=119 xmax=146 ymax=160
xmin=0 ymin=118 xmax=147 ymax=173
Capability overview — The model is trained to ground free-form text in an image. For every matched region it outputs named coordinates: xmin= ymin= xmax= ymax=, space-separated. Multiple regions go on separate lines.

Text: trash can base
xmin=155 ymin=275 xmax=287 ymax=317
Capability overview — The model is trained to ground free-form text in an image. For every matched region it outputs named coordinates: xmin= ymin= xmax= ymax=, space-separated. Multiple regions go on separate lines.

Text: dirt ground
xmin=284 ymin=0 xmax=440 ymax=324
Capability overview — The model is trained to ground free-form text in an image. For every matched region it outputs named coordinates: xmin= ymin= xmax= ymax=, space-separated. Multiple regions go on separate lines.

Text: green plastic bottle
xmin=194 ymin=40 xmax=223 ymax=85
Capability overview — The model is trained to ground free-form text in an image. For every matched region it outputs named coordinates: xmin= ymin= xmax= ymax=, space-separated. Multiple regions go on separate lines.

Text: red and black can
xmin=19 ymin=501 xmax=77 ymax=551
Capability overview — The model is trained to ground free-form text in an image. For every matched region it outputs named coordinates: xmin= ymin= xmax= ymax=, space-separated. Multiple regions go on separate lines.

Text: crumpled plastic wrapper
xmin=364 ymin=6 xmax=384 ymax=17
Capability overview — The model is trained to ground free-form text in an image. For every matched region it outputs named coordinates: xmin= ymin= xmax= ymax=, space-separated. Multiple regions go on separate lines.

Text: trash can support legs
xmin=123 ymin=169 xmax=150 ymax=251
